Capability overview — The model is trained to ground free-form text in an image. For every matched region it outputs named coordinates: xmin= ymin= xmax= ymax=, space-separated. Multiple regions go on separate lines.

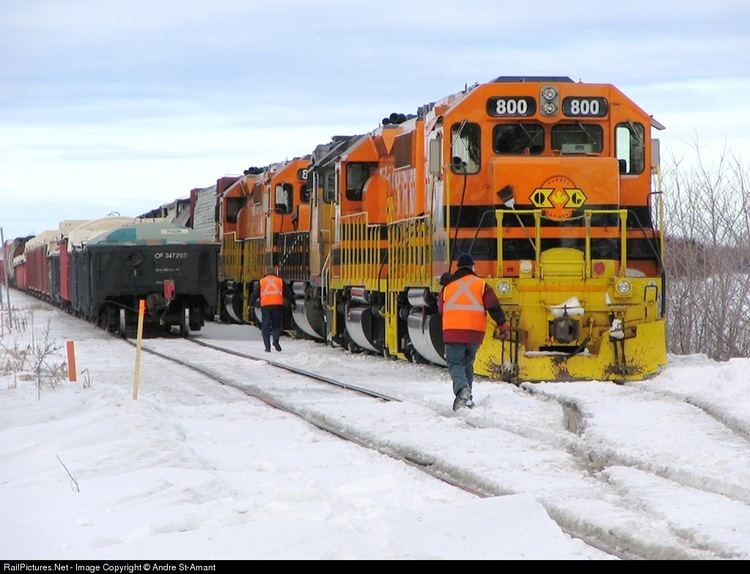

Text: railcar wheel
xmin=119 ymin=309 xmax=127 ymax=338
xmin=189 ymin=306 xmax=202 ymax=331
xmin=179 ymin=306 xmax=190 ymax=337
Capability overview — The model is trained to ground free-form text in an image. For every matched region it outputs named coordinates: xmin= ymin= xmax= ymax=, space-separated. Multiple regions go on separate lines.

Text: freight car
xmin=62 ymin=217 xmax=135 ymax=313
xmin=69 ymin=221 xmax=219 ymax=336
xmin=23 ymin=230 xmax=59 ymax=302
xmin=2 ymin=236 xmax=32 ymax=288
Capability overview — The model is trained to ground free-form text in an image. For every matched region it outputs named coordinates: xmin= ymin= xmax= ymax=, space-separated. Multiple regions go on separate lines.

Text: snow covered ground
xmin=1 ymin=286 xmax=749 ymax=560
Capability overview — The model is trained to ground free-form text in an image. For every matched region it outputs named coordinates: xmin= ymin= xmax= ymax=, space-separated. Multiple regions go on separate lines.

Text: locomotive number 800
xmin=487 ymin=96 xmax=536 ymax=117
xmin=562 ymin=97 xmax=608 ymax=117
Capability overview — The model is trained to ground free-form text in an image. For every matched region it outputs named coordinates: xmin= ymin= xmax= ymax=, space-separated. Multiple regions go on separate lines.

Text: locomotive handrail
xmin=387 ymin=214 xmax=431 ymax=291
xmin=496 ymin=208 xmax=629 ymax=279
xmin=495 ymin=209 xmax=542 ymax=277
xmin=338 ymin=211 xmax=381 ymax=288
xmin=321 ymin=250 xmax=331 ymax=312
xmin=583 ymin=209 xmax=628 ymax=278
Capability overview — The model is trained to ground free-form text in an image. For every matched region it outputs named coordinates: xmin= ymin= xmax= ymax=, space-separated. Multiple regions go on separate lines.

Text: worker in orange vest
xmin=249 ymin=266 xmax=293 ymax=352
xmin=439 ymin=253 xmax=509 ymax=410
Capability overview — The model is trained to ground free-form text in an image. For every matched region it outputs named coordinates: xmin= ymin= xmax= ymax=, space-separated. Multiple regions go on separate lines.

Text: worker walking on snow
xmin=249 ymin=266 xmax=293 ymax=352
xmin=439 ymin=253 xmax=509 ymax=410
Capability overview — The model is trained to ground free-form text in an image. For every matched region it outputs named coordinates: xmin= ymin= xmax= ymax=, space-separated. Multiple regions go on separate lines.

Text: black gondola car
xmin=71 ymin=222 xmax=219 ymax=336
xmin=48 ymin=251 xmax=61 ymax=306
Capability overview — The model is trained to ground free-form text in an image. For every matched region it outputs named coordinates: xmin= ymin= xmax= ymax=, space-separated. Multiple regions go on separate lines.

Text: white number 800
xmin=495 ymin=99 xmax=528 ymax=116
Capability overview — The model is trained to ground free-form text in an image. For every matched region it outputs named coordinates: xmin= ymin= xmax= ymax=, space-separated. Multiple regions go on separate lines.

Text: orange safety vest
xmin=442 ymin=274 xmax=487 ymax=333
xmin=260 ymin=274 xmax=284 ymax=306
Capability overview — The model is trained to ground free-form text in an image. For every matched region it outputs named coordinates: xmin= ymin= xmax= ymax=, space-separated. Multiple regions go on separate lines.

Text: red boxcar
xmin=13 ymin=256 xmax=26 ymax=290
xmin=24 ymin=231 xmax=59 ymax=300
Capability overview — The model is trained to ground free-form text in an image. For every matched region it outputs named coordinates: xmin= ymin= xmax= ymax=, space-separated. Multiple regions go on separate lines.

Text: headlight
xmin=615 ymin=279 xmax=632 ymax=297
xmin=542 ymin=87 xmax=558 ymax=100
xmin=541 ymin=102 xmax=557 ymax=115
xmin=496 ymin=280 xmax=512 ymax=297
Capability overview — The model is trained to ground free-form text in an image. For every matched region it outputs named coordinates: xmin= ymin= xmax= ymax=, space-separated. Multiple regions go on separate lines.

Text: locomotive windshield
xmin=551 ymin=123 xmax=603 ymax=154
xmin=493 ymin=123 xmax=544 ymax=155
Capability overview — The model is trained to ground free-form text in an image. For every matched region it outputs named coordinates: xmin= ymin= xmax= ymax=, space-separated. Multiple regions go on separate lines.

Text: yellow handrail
xmin=496 ymin=208 xmax=629 ymax=278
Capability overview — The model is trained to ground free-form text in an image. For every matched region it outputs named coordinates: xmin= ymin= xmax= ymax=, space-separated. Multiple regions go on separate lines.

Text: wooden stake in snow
xmin=132 ymin=299 xmax=145 ymax=400
xmin=66 ymin=341 xmax=77 ymax=382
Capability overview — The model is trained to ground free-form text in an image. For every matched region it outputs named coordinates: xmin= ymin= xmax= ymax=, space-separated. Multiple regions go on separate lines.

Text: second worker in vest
xmin=249 ymin=267 xmax=294 ymax=352
xmin=439 ymin=253 xmax=510 ymax=410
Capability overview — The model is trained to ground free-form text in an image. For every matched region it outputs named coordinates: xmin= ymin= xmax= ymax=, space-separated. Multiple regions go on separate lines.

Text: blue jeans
xmin=445 ymin=343 xmax=479 ymax=397
xmin=261 ymin=307 xmax=283 ymax=349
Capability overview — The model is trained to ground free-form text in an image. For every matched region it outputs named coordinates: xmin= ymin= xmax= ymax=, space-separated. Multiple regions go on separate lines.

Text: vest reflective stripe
xmin=442 ymin=275 xmax=487 ymax=332
xmin=260 ymin=275 xmax=284 ymax=306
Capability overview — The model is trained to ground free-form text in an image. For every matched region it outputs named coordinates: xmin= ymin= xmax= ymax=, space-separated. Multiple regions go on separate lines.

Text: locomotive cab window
xmin=451 ymin=122 xmax=480 ymax=174
xmin=274 ymin=183 xmax=293 ymax=214
xmin=323 ymin=170 xmax=337 ymax=203
xmin=300 ymin=182 xmax=311 ymax=204
xmin=551 ymin=123 xmax=603 ymax=154
xmin=615 ymin=122 xmax=645 ymax=174
xmin=225 ymin=197 xmax=244 ymax=224
xmin=493 ymin=123 xmax=544 ymax=155
xmin=251 ymin=183 xmax=263 ymax=204
xmin=345 ymin=162 xmax=376 ymax=201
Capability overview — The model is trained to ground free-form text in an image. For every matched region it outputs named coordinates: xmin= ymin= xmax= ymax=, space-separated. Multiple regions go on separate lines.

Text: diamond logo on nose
xmin=530 ymin=176 xmax=586 ymax=220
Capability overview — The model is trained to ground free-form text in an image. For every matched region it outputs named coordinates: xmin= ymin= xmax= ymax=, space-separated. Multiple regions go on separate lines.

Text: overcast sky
xmin=1 ymin=0 xmax=749 ymax=240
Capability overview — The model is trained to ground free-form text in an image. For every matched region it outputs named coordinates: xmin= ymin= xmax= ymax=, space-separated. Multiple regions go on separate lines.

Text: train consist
xmin=2 ymin=218 xmax=218 ymax=336
xmin=4 ymin=75 xmax=667 ymax=381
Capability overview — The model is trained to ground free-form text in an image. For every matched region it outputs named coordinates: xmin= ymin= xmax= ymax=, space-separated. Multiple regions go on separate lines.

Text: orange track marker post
xmin=66 ymin=341 xmax=77 ymax=382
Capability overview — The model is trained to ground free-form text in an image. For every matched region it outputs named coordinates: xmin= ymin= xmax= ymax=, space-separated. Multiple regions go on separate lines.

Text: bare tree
xmin=664 ymin=144 xmax=750 ymax=360
xmin=1 ymin=310 xmax=66 ymax=398
xmin=30 ymin=317 xmax=65 ymax=400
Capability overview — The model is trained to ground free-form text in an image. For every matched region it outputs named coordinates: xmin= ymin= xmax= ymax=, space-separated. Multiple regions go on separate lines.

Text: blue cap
xmin=457 ymin=253 xmax=475 ymax=268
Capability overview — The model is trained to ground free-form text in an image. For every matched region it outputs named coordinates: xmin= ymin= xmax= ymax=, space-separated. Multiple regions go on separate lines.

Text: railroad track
xmin=126 ymin=335 xmax=490 ymax=499
xmin=12 ymin=290 xmax=749 ymax=559
xmin=119 ymin=333 xmax=748 ymax=560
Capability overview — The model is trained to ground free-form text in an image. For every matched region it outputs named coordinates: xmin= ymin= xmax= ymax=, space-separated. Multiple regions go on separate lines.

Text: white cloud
xmin=1 ymin=0 xmax=749 ymax=238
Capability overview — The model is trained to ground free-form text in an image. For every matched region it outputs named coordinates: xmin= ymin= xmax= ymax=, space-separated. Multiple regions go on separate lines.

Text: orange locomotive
xmin=220 ymin=76 xmax=667 ymax=381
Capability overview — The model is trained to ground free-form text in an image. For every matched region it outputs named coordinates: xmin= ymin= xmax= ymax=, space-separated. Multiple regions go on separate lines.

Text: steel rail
xmin=124 ymin=337 xmax=487 ymax=499
xmin=187 ymin=336 xmax=401 ymax=402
